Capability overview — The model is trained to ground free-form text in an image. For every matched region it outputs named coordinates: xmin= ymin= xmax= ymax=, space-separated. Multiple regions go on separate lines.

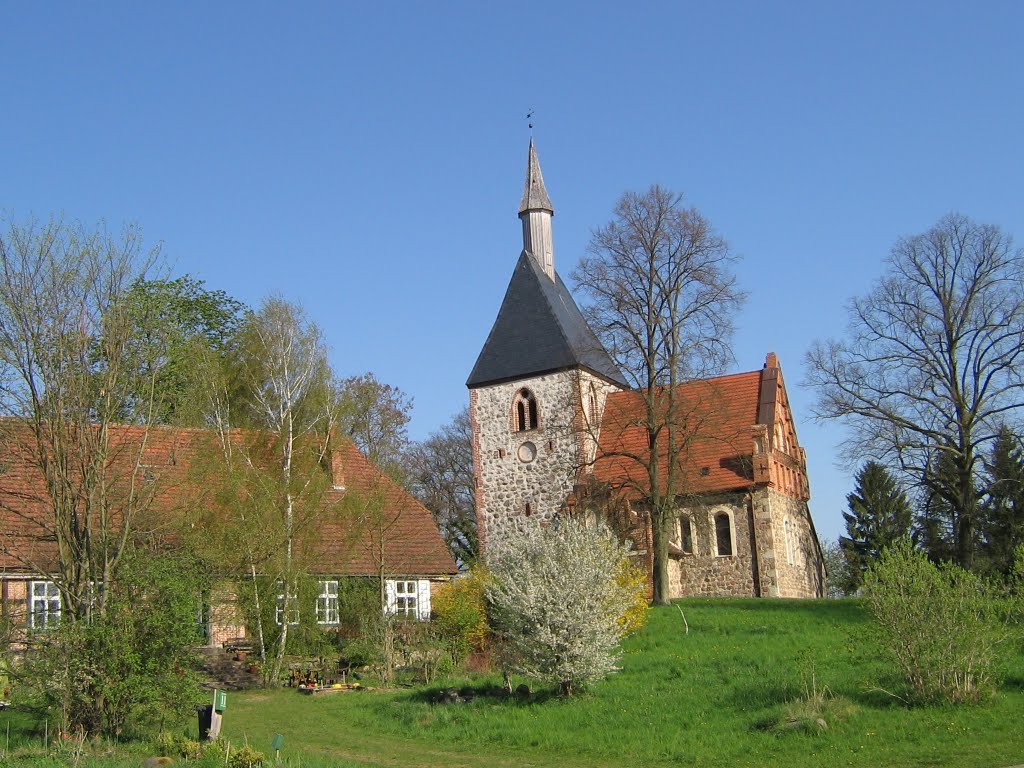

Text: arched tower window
xmin=513 ymin=388 xmax=539 ymax=432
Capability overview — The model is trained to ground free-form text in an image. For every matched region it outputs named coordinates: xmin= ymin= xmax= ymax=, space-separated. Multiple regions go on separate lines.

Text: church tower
xmin=467 ymin=140 xmax=629 ymax=550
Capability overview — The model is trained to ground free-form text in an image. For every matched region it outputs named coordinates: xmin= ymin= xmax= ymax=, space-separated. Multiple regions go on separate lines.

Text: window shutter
xmin=384 ymin=579 xmax=397 ymax=615
xmin=417 ymin=580 xmax=431 ymax=620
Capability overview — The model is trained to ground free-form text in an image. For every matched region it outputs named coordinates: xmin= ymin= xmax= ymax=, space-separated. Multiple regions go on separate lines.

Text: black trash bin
xmin=196 ymin=704 xmax=214 ymax=740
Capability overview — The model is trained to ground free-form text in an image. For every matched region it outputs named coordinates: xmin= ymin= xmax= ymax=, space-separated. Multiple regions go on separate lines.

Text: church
xmin=467 ymin=140 xmax=825 ymax=599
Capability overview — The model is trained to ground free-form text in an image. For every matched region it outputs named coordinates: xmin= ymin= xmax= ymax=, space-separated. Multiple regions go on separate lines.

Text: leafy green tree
xmin=205 ymin=296 xmax=340 ymax=684
xmin=840 ymin=461 xmax=913 ymax=591
xmin=122 ymin=275 xmax=246 ymax=425
xmin=978 ymin=426 xmax=1024 ymax=576
xmin=14 ymin=549 xmax=203 ymax=737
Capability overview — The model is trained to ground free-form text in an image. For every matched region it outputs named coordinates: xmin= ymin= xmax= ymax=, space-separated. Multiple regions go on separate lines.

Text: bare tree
xmin=572 ymin=185 xmax=745 ymax=604
xmin=0 ymin=214 xmax=163 ymax=621
xmin=336 ymin=372 xmax=412 ymax=481
xmin=407 ymin=407 xmax=477 ymax=566
xmin=806 ymin=213 xmax=1024 ymax=569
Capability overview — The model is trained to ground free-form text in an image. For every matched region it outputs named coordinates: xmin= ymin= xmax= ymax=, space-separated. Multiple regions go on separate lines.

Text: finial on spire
xmin=526 ymin=108 xmax=534 ymax=134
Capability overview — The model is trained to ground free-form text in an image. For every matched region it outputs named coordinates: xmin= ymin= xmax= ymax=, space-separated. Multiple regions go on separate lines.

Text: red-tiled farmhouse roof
xmin=0 ymin=420 xmax=457 ymax=577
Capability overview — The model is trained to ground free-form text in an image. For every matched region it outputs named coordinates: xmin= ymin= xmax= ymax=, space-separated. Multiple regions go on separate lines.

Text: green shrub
xmin=432 ymin=568 xmax=489 ymax=663
xmin=14 ymin=550 xmax=203 ymax=737
xmin=863 ymin=538 xmax=1020 ymax=703
xmin=155 ymin=731 xmax=203 ymax=759
xmin=616 ymin=559 xmax=649 ymax=635
xmin=228 ymin=743 xmax=266 ymax=768
xmin=200 ymin=738 xmax=229 ymax=766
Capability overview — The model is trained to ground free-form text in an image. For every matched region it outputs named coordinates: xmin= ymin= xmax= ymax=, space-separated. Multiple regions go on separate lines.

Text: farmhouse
xmin=0 ymin=421 xmax=457 ymax=644
xmin=468 ymin=140 xmax=825 ymax=598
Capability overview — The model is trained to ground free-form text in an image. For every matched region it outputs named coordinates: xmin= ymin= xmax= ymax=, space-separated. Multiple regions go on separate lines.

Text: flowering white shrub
xmin=485 ymin=517 xmax=640 ymax=695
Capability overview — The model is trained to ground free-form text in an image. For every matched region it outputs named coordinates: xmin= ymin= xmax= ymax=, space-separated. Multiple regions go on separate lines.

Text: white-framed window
xmin=384 ymin=578 xmax=431 ymax=620
xmin=316 ymin=580 xmax=340 ymax=625
xmin=275 ymin=580 xmax=299 ymax=626
xmin=30 ymin=580 xmax=61 ymax=630
xmin=784 ymin=518 xmax=794 ymax=565
xmin=675 ymin=515 xmax=696 ymax=555
xmin=712 ymin=510 xmax=735 ymax=557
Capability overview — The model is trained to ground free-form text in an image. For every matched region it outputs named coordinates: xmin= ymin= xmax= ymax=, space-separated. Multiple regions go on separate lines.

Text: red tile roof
xmin=0 ymin=420 xmax=457 ymax=577
xmin=594 ymin=369 xmax=764 ymax=498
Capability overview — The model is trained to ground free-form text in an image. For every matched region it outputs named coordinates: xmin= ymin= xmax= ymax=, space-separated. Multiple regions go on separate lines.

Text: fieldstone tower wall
xmin=471 ymin=369 xmax=620 ymax=548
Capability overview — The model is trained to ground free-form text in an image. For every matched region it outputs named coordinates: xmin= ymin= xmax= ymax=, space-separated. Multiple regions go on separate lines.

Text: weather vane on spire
xmin=526 ymin=109 xmax=534 ymax=133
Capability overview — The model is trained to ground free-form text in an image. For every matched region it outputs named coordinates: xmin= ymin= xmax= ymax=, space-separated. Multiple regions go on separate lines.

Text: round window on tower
xmin=517 ymin=441 xmax=537 ymax=463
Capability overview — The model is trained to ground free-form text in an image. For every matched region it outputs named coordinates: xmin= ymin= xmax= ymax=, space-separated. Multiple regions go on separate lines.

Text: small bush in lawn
xmin=154 ymin=731 xmax=202 ymax=759
xmin=228 ymin=743 xmax=266 ymax=768
xmin=863 ymin=538 xmax=1020 ymax=704
xmin=200 ymin=739 xmax=229 ymax=767
xmin=616 ymin=559 xmax=649 ymax=635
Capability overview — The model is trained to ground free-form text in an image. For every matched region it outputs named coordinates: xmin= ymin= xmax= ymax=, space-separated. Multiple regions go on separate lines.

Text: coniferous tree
xmin=915 ymin=449 xmax=975 ymax=564
xmin=978 ymin=426 xmax=1024 ymax=576
xmin=840 ymin=461 xmax=913 ymax=591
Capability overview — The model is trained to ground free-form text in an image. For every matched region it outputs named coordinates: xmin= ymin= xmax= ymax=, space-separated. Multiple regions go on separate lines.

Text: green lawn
xmin=3 ymin=598 xmax=1024 ymax=767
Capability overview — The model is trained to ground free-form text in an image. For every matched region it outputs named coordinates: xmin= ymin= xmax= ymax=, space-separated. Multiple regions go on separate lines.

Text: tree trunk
xmin=650 ymin=507 xmax=671 ymax=605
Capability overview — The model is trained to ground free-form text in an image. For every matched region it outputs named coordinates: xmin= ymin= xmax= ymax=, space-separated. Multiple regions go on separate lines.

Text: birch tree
xmin=234 ymin=296 xmax=336 ymax=682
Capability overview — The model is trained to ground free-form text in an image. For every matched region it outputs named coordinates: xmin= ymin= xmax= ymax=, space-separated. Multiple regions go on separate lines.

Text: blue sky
xmin=3 ymin=2 xmax=1022 ymax=543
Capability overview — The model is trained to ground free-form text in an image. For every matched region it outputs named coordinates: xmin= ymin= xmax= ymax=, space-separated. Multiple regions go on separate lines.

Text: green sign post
xmin=215 ymin=690 xmax=227 ymax=712
xmin=272 ymin=733 xmax=284 ymax=763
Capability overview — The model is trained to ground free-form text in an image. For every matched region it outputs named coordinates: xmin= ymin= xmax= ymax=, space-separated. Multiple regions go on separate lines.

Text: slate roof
xmin=0 ymin=420 xmax=457 ymax=577
xmin=593 ymin=369 xmax=765 ymax=497
xmin=466 ymin=251 xmax=630 ymax=388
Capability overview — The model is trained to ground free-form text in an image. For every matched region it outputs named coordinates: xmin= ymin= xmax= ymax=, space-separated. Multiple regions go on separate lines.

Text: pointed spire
xmin=518 ymin=138 xmax=555 ymax=280
xmin=519 ymin=138 xmax=554 ymax=214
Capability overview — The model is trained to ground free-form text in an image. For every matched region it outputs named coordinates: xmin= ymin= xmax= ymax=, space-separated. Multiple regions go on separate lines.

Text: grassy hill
xmin=3 ymin=598 xmax=1023 ymax=767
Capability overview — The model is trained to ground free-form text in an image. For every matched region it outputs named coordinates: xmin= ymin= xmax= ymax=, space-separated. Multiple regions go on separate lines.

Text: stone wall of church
xmin=750 ymin=488 xmax=824 ymax=598
xmin=471 ymin=370 xmax=620 ymax=550
xmin=669 ymin=492 xmax=759 ymax=597
xmin=668 ymin=488 xmax=824 ymax=598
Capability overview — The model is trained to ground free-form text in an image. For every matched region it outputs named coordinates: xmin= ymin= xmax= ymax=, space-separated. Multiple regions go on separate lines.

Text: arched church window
xmin=513 ymin=388 xmax=539 ymax=432
xmin=713 ymin=511 xmax=734 ymax=557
